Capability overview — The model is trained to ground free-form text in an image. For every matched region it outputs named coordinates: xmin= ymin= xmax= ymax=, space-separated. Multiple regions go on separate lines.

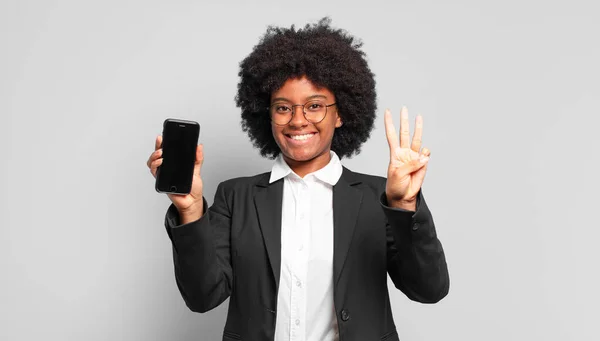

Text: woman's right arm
xmin=147 ymin=136 xmax=232 ymax=313
xmin=164 ymin=184 xmax=233 ymax=313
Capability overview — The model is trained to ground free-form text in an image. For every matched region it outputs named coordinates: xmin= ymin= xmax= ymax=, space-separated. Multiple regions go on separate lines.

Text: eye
xmin=274 ymin=105 xmax=291 ymax=113
xmin=306 ymin=102 xmax=325 ymax=111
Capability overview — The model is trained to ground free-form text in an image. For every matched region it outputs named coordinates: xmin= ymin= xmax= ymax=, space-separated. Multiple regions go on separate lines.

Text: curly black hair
xmin=235 ymin=17 xmax=377 ymax=159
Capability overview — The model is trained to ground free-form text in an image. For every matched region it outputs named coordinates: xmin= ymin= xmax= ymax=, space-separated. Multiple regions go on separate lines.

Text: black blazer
xmin=164 ymin=167 xmax=449 ymax=341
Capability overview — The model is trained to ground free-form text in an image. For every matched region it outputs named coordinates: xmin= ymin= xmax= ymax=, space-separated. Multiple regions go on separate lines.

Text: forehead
xmin=271 ymin=76 xmax=334 ymax=101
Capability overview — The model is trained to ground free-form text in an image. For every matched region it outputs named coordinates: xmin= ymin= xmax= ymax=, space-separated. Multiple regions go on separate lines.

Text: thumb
xmin=194 ymin=144 xmax=204 ymax=176
xmin=412 ymin=160 xmax=428 ymax=186
xmin=404 ymin=156 xmax=429 ymax=174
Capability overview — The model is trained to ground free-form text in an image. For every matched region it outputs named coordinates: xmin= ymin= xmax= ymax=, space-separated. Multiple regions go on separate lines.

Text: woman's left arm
xmin=382 ymin=189 xmax=449 ymax=303
xmin=382 ymin=107 xmax=449 ymax=303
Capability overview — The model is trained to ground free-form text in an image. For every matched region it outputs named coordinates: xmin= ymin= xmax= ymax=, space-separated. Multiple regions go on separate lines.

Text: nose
xmin=288 ymin=105 xmax=309 ymax=127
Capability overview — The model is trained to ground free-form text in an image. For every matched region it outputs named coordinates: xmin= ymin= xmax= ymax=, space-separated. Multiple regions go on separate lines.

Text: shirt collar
xmin=269 ymin=151 xmax=343 ymax=186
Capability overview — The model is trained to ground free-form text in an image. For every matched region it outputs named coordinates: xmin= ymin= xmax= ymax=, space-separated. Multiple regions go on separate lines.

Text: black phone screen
xmin=155 ymin=119 xmax=200 ymax=194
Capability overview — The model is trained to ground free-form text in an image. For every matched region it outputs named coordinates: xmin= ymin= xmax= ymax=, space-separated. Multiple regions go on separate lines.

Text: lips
xmin=288 ymin=133 xmax=315 ymax=140
xmin=285 ymin=132 xmax=317 ymax=143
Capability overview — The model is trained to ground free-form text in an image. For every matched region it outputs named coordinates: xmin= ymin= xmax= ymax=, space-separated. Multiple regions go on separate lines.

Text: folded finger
xmin=194 ymin=144 xmax=204 ymax=176
xmin=146 ymin=149 xmax=162 ymax=168
xmin=150 ymin=158 xmax=163 ymax=178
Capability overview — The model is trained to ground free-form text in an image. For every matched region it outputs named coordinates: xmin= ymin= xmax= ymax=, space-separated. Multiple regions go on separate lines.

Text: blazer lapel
xmin=254 ymin=174 xmax=283 ymax=289
xmin=333 ymin=167 xmax=363 ymax=286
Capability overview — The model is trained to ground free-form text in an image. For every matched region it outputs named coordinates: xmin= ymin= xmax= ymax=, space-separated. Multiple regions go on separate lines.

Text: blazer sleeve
xmin=381 ymin=189 xmax=450 ymax=303
xmin=163 ymin=182 xmax=233 ymax=313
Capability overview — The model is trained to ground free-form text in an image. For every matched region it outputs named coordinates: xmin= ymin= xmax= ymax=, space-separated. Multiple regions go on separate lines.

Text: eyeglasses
xmin=268 ymin=100 xmax=337 ymax=126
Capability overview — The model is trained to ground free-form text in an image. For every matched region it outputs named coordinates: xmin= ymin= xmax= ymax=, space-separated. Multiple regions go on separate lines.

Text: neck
xmin=283 ymin=151 xmax=332 ymax=178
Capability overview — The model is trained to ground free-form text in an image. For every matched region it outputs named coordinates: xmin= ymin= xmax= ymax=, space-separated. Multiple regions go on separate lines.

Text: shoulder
xmin=341 ymin=166 xmax=386 ymax=192
xmin=217 ymin=171 xmax=271 ymax=191
xmin=210 ymin=172 xmax=271 ymax=206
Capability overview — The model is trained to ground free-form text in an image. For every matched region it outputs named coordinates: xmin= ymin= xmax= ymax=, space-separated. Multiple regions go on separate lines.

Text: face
xmin=270 ymin=76 xmax=342 ymax=173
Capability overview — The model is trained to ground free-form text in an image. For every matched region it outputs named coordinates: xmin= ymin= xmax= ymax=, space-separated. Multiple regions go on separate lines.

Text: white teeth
xmin=290 ymin=133 xmax=315 ymax=141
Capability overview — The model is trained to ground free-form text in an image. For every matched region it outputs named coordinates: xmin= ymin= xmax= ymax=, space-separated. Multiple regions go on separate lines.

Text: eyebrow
xmin=271 ymin=94 xmax=328 ymax=103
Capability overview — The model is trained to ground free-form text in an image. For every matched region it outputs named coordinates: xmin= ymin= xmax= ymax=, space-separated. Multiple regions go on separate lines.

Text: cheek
xmin=272 ymin=125 xmax=285 ymax=144
xmin=318 ymin=119 xmax=339 ymax=140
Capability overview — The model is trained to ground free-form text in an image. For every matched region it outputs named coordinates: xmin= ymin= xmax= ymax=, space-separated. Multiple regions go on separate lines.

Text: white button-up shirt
xmin=269 ymin=151 xmax=343 ymax=341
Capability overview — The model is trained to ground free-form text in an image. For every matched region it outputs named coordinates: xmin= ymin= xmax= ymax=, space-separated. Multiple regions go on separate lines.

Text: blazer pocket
xmin=223 ymin=330 xmax=241 ymax=340
xmin=380 ymin=330 xmax=398 ymax=341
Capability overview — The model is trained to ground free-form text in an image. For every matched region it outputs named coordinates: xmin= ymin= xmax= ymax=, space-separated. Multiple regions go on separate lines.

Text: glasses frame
xmin=268 ymin=101 xmax=337 ymax=126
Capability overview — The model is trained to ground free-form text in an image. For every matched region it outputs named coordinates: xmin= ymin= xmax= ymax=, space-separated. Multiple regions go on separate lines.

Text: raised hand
xmin=147 ymin=135 xmax=205 ymax=223
xmin=384 ymin=106 xmax=431 ymax=210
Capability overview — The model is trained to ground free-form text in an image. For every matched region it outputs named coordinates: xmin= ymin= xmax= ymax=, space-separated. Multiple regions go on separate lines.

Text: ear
xmin=335 ymin=115 xmax=343 ymax=128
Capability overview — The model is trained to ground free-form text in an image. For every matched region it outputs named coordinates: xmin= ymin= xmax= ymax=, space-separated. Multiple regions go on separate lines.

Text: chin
xmin=282 ymin=146 xmax=329 ymax=163
xmin=282 ymin=150 xmax=315 ymax=162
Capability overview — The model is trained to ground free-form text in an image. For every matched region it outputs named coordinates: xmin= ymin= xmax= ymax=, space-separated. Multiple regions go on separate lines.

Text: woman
xmin=147 ymin=18 xmax=449 ymax=341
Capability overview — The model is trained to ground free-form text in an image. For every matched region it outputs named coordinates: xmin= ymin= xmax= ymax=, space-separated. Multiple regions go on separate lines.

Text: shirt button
xmin=295 ymin=319 xmax=300 ymax=326
xmin=296 ymin=280 xmax=302 ymax=287
xmin=298 ymin=244 xmax=304 ymax=251
xmin=299 ymin=213 xmax=305 ymax=220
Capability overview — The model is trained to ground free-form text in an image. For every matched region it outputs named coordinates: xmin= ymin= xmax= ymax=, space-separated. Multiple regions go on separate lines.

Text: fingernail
xmin=420 ymin=156 xmax=430 ymax=163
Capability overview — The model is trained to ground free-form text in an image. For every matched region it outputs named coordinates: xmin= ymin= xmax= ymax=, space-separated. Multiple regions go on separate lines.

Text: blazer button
xmin=341 ymin=309 xmax=350 ymax=321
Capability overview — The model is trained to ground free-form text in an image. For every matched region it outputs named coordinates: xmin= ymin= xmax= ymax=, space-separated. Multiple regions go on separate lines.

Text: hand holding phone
xmin=147 ymin=118 xmax=204 ymax=222
xmin=155 ymin=118 xmax=200 ymax=195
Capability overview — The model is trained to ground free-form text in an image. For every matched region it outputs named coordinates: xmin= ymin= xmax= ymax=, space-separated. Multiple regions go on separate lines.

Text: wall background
xmin=2 ymin=0 xmax=599 ymax=340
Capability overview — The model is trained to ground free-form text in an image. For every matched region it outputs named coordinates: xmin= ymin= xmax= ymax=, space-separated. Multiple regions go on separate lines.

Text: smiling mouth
xmin=286 ymin=133 xmax=316 ymax=141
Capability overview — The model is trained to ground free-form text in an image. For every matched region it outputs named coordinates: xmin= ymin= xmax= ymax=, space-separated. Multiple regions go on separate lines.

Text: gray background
xmin=1 ymin=0 xmax=599 ymax=340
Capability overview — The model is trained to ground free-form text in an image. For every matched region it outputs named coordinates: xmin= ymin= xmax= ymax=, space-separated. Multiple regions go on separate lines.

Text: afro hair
xmin=235 ymin=17 xmax=377 ymax=159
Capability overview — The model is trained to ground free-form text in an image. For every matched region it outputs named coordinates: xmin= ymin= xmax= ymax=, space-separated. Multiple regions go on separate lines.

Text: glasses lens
xmin=303 ymin=101 xmax=327 ymax=123
xmin=270 ymin=104 xmax=292 ymax=125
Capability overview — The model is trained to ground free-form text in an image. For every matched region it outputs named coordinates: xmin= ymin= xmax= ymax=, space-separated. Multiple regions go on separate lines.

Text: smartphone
xmin=155 ymin=118 xmax=200 ymax=194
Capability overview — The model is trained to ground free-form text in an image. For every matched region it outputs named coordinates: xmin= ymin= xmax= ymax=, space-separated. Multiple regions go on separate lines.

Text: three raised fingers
xmin=385 ymin=107 xmax=425 ymax=154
